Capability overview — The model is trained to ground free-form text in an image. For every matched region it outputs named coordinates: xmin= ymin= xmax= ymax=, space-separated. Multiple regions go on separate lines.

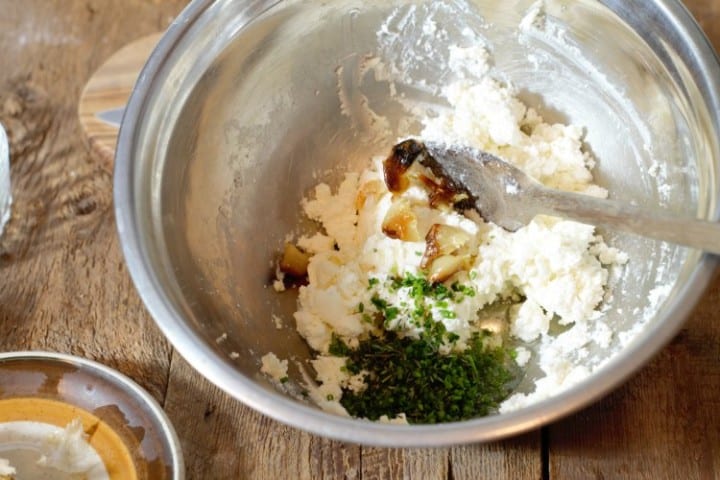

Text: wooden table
xmin=1 ymin=1 xmax=718 ymax=478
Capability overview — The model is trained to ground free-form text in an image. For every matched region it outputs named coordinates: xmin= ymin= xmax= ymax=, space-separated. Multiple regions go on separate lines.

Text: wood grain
xmin=1 ymin=1 xmax=719 ymax=480
xmin=78 ymin=33 xmax=162 ymax=170
xmin=0 ymin=0 xmax=187 ymax=429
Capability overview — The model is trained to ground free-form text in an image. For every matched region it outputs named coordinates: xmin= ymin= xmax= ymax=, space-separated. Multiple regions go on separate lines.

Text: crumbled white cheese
xmin=275 ymin=43 xmax=629 ymax=417
xmin=511 ymin=299 xmax=552 ymax=343
xmin=273 ymin=270 xmax=287 ymax=292
xmin=422 ymin=80 xmax=605 ymax=197
xmin=514 ymin=346 xmax=531 ymax=367
xmin=591 ymin=242 xmax=630 ymax=266
xmin=302 ymin=174 xmax=360 ymax=252
xmin=298 ymin=232 xmax=336 ymax=254
xmin=423 ymin=78 xmax=526 ymax=148
xmin=475 ymin=217 xmax=608 ymax=328
xmin=448 ymin=44 xmax=491 ymax=79
xmin=272 ymin=314 xmax=284 ymax=330
xmin=260 ymin=353 xmax=288 ymax=382
xmin=311 ymin=356 xmax=348 ymax=401
xmin=311 ymin=355 xmax=367 ymax=398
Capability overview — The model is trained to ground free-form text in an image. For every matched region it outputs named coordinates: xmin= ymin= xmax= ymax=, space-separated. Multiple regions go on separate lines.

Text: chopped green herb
xmin=326 ymin=271 xmax=516 ymax=424
xmin=371 ymin=295 xmax=388 ymax=310
xmin=329 ymin=334 xmax=352 ymax=356
xmin=364 ymin=273 xmax=482 ymax=333
xmin=326 ymin=394 xmax=335 ymax=401
xmin=451 ymin=281 xmax=476 ymax=297
xmin=440 ymin=309 xmax=456 ymax=319
xmin=385 ymin=306 xmax=399 ymax=321
xmin=280 ymin=376 xmax=289 ymax=384
xmin=332 ymin=332 xmax=516 ymax=424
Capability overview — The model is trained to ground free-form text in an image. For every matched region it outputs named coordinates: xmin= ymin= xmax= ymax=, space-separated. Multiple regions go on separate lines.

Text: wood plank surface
xmin=0 ymin=0 xmax=187 ymax=403
xmin=78 ymin=33 xmax=162 ymax=170
xmin=0 ymin=1 xmax=717 ymax=479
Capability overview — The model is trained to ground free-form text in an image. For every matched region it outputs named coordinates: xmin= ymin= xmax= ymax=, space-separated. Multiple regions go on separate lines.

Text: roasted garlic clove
xmin=383 ymin=139 xmax=427 ymax=193
xmin=382 ymin=198 xmax=421 ymax=242
xmin=279 ymin=243 xmax=310 ymax=277
xmin=383 ymin=139 xmax=476 ymax=212
xmin=355 ymin=179 xmax=384 ymax=211
xmin=427 ymin=254 xmax=470 ymax=283
xmin=421 ymin=224 xmax=471 ymax=269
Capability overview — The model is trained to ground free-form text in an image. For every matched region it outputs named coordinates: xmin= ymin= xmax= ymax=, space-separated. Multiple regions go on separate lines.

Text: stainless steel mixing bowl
xmin=114 ymin=0 xmax=720 ymax=446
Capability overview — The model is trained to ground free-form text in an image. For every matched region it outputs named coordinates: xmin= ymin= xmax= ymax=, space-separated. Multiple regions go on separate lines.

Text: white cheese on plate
xmin=37 ymin=418 xmax=102 ymax=475
xmin=0 ymin=419 xmax=107 ymax=479
xmin=0 ymin=458 xmax=15 ymax=476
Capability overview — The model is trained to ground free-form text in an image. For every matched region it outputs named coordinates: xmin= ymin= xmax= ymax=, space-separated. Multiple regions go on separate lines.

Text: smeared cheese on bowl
xmin=265 ymin=45 xmax=628 ymax=421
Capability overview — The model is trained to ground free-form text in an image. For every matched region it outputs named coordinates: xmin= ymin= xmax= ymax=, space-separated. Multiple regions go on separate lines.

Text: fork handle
xmin=528 ymin=186 xmax=720 ymax=255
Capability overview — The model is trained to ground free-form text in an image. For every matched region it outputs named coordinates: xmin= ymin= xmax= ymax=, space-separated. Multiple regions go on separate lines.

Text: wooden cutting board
xmin=78 ymin=33 xmax=161 ymax=170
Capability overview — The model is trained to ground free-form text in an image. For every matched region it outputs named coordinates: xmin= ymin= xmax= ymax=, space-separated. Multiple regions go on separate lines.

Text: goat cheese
xmin=273 ymin=46 xmax=628 ymax=417
xmin=260 ymin=353 xmax=288 ymax=383
xmin=0 ymin=458 xmax=15 ymax=477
